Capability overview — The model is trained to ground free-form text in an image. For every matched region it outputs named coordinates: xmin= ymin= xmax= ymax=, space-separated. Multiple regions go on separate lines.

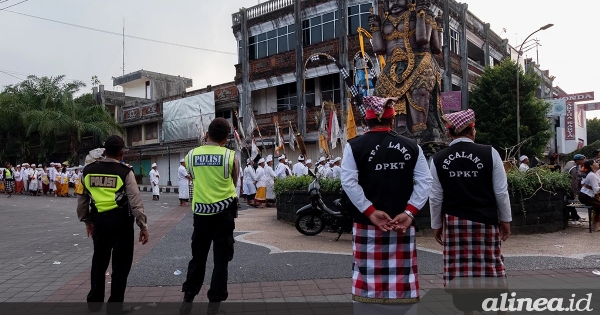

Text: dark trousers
xmin=579 ymin=192 xmax=600 ymax=222
xmin=87 ymin=210 xmax=135 ymax=304
xmin=182 ymin=206 xmax=235 ymax=302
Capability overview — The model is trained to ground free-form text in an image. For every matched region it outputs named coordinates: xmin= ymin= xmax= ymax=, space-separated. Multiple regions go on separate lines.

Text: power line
xmin=0 ymin=0 xmax=29 ymax=11
xmin=3 ymin=10 xmax=237 ymax=56
xmin=0 ymin=70 xmax=24 ymax=81
xmin=0 ymin=0 xmax=11 ymax=4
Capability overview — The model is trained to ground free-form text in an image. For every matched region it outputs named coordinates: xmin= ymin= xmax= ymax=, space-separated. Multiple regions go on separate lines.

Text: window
xmin=276 ymin=79 xmax=315 ymax=112
xmin=248 ymin=26 xmax=295 ymax=60
xmin=145 ymin=123 xmax=158 ymax=140
xmin=128 ymin=126 xmax=142 ymax=143
xmin=145 ymin=81 xmax=151 ymax=99
xmin=276 ymin=83 xmax=297 ymax=112
xmin=302 ymin=11 xmax=340 ymax=45
xmin=348 ymin=4 xmax=371 ymax=35
xmin=320 ymin=74 xmax=341 ymax=104
xmin=449 ymin=28 xmax=459 ymax=54
xmin=216 ymin=110 xmax=232 ymax=119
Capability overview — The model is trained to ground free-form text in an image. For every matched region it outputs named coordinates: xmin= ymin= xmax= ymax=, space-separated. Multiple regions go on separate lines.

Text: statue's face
xmin=388 ymin=0 xmax=407 ymax=14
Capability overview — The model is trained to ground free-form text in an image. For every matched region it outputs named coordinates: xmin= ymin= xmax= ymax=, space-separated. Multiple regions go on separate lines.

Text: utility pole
xmin=484 ymin=23 xmax=490 ymax=67
xmin=295 ymin=0 xmax=306 ymax=136
xmin=443 ymin=0 xmax=452 ymax=92
xmin=338 ymin=0 xmax=348 ymax=138
xmin=240 ymin=8 xmax=252 ymax=136
xmin=459 ymin=3 xmax=469 ymax=110
xmin=122 ymin=18 xmax=125 ymax=76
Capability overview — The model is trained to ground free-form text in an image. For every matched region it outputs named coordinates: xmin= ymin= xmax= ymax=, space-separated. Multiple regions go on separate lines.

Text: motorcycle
xmin=295 ymin=175 xmax=353 ymax=241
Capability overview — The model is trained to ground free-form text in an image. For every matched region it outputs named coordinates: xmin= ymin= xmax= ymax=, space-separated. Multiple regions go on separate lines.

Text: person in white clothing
xmin=305 ymin=159 xmax=315 ymax=177
xmin=274 ymin=155 xmax=289 ymax=178
xmin=320 ymin=160 xmax=333 ymax=178
xmin=243 ymin=158 xmax=257 ymax=206
xmin=579 ymin=159 xmax=600 ymax=231
xmin=518 ymin=155 xmax=529 ymax=172
xmin=293 ymin=155 xmax=308 ymax=176
xmin=21 ymin=163 xmax=29 ymax=193
xmin=254 ymin=158 xmax=267 ymax=207
xmin=178 ymin=159 xmax=191 ymax=206
xmin=315 ymin=157 xmax=326 ymax=176
xmin=236 ymin=165 xmax=243 ymax=205
xmin=149 ymin=163 xmax=160 ymax=200
xmin=28 ymin=164 xmax=39 ymax=196
xmin=331 ymin=157 xmax=342 ymax=179
xmin=48 ymin=163 xmax=56 ymax=195
xmin=265 ymin=155 xmax=277 ymax=206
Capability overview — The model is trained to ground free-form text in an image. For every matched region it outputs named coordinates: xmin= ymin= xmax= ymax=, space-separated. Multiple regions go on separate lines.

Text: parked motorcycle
xmin=295 ymin=176 xmax=352 ymax=241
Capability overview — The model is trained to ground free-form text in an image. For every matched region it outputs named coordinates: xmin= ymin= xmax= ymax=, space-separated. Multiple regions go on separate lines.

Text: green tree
xmin=469 ymin=58 xmax=552 ymax=158
xmin=0 ymin=75 xmax=122 ymax=164
xmin=22 ymin=93 xmax=122 ymax=165
xmin=587 ymin=118 xmax=600 ymax=144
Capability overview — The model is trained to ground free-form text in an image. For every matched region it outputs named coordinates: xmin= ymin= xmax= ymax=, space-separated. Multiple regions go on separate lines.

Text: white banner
xmin=546 ymin=99 xmax=566 ymax=117
xmin=163 ymin=92 xmax=215 ymax=141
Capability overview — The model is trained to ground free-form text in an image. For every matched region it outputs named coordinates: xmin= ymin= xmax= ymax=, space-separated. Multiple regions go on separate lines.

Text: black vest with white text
xmin=349 ymin=131 xmax=419 ymax=225
xmin=432 ymin=141 xmax=498 ymax=226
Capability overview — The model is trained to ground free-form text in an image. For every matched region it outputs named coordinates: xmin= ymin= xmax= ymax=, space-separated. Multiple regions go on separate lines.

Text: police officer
xmin=77 ymin=135 xmax=149 ymax=314
xmin=179 ymin=118 xmax=240 ymax=315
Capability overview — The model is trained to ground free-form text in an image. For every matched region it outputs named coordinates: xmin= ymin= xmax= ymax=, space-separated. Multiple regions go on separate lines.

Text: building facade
xmin=94 ymin=70 xmax=241 ymax=186
xmin=231 ymin=0 xmax=510 ymax=164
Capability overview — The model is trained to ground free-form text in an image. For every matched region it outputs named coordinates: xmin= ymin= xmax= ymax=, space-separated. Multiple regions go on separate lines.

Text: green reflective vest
xmin=186 ymin=145 xmax=236 ymax=215
xmin=4 ymin=168 xmax=13 ymax=180
xmin=82 ymin=161 xmax=131 ymax=213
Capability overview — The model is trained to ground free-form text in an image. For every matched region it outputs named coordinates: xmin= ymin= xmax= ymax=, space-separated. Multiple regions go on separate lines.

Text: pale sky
xmin=1 ymin=0 xmax=599 ymax=116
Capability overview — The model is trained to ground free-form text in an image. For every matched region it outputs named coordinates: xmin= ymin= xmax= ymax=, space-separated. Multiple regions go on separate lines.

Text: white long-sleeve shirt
xmin=275 ymin=163 xmax=288 ymax=178
xmin=243 ymin=165 xmax=257 ymax=184
xmin=332 ymin=165 xmax=342 ymax=179
xmin=149 ymin=169 xmax=160 ymax=185
xmin=581 ymin=171 xmax=600 ymax=198
xmin=429 ymin=138 xmax=512 ymax=229
xmin=265 ymin=165 xmax=276 ymax=186
xmin=255 ymin=166 xmax=266 ymax=188
xmin=340 ymin=141 xmax=432 ymax=214
xmin=292 ymin=162 xmax=308 ymax=176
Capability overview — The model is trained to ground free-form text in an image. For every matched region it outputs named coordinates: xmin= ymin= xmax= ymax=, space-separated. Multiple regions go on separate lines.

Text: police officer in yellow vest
xmin=179 ymin=118 xmax=240 ymax=315
xmin=77 ymin=135 xmax=149 ymax=314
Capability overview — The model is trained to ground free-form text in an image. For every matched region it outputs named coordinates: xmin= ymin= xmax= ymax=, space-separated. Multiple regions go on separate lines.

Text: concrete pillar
xmin=240 ymin=8 xmax=252 ymax=135
xmin=459 ymin=3 xmax=469 ymax=110
xmin=338 ymin=0 xmax=348 ymax=138
xmin=295 ymin=0 xmax=306 ymax=136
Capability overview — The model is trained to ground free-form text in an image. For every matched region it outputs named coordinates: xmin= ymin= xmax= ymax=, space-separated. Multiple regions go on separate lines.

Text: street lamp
xmin=516 ymin=23 xmax=553 ymax=156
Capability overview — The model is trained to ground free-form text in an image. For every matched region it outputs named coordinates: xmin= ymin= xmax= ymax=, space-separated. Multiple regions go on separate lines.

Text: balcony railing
xmin=232 ymin=0 xmax=301 ymax=26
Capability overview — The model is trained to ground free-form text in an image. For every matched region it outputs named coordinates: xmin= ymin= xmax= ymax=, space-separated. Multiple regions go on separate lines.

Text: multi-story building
xmin=232 ymin=0 xmax=509 ymax=163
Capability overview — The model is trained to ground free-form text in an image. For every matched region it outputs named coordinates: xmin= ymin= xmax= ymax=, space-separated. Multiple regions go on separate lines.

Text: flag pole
xmin=232 ymin=110 xmax=252 ymax=158
xmin=252 ymin=111 xmax=268 ymax=154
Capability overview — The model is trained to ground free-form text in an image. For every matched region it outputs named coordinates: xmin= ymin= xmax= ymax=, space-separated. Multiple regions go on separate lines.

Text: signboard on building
xmin=546 ymin=99 xmax=566 ymax=117
xmin=441 ymin=91 xmax=462 ymax=113
xmin=556 ymin=92 xmax=594 ymax=140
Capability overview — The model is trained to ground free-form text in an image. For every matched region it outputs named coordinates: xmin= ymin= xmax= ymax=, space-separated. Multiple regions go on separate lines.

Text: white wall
xmin=557 ymin=114 xmax=588 ymax=154
xmin=124 ymin=82 xmax=147 ymax=99
xmin=155 ymin=153 xmax=186 ymax=186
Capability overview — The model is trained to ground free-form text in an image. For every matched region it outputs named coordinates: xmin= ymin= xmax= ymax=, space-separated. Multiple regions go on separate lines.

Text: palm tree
xmin=22 ymin=93 xmax=123 ymax=165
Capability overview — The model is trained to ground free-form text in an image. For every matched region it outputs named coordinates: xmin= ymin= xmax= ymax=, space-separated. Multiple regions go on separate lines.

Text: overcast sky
xmin=0 ymin=0 xmax=598 ymax=115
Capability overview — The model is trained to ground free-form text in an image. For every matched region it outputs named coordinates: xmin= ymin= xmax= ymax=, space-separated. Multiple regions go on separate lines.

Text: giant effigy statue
xmin=370 ymin=0 xmax=446 ymax=144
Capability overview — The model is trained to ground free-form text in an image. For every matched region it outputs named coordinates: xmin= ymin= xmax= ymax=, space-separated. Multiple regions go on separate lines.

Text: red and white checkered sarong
xmin=352 ymin=222 xmax=419 ymax=303
xmin=443 ymin=214 xmax=507 ymax=291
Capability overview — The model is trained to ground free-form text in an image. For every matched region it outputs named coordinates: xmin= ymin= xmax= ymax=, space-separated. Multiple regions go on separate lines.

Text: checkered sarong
xmin=443 ymin=214 xmax=507 ymax=291
xmin=4 ymin=181 xmax=14 ymax=193
xmin=352 ymin=223 xmax=419 ymax=303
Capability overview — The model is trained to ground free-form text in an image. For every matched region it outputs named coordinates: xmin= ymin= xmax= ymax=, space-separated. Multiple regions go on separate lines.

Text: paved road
xmin=3 ymin=191 xmax=600 ymax=303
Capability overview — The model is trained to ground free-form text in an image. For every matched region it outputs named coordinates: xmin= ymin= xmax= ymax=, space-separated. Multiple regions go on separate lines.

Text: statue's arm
xmin=430 ymin=23 xmax=442 ymax=54
xmin=415 ymin=11 xmax=431 ymax=46
xmin=416 ymin=1 xmax=432 ymax=46
xmin=369 ymin=14 xmax=386 ymax=55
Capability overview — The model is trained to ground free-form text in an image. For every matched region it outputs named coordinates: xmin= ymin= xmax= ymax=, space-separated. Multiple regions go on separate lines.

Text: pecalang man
xmin=429 ymin=109 xmax=512 ymax=315
xmin=341 ymin=96 xmax=432 ymax=315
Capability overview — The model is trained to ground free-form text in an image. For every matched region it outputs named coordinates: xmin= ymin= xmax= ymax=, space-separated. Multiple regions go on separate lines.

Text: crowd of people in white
xmin=240 ymin=154 xmax=342 ymax=208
